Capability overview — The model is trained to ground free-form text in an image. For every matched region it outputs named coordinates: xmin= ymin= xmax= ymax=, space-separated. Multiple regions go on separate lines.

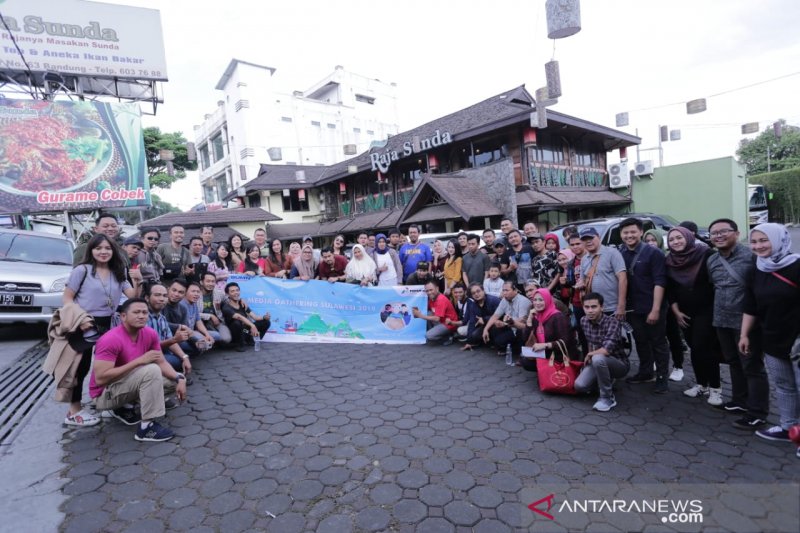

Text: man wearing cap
xmin=576 ymin=227 xmax=627 ymax=321
xmin=406 ymin=261 xmax=434 ymax=286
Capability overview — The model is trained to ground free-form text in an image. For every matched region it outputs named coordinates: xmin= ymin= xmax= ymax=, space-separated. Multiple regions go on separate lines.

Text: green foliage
xmin=143 ymin=127 xmax=198 ymax=189
xmin=736 ymin=120 xmax=800 ymax=176
xmin=109 ymin=193 xmax=179 ymax=225
xmin=749 ymin=167 xmax=800 ymax=223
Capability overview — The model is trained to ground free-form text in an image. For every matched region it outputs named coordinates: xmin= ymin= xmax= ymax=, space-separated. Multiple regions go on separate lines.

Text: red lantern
xmin=427 ymin=154 xmax=439 ymax=170
xmin=339 ymin=182 xmax=346 ymax=194
xmin=523 ymin=128 xmax=537 ymax=145
xmin=298 ymin=189 xmax=306 ymax=201
xmin=376 ymin=171 xmax=384 ymax=183
xmin=619 ymin=147 xmax=627 ymax=160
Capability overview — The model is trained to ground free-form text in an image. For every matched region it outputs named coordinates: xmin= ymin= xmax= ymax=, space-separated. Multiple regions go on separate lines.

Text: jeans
xmin=575 ymin=354 xmax=630 ymax=399
xmin=763 ymin=354 xmax=800 ymax=429
xmin=164 ymin=351 xmax=184 ymax=373
xmin=628 ymin=310 xmax=670 ymax=380
xmin=716 ymin=327 xmax=769 ymax=419
xmin=666 ymin=310 xmax=685 ymax=369
xmin=228 ymin=318 xmax=271 ymax=346
xmin=426 ymin=323 xmax=452 ymax=343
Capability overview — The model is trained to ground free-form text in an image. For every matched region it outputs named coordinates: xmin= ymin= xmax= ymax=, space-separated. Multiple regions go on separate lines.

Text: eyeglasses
xmin=145 ymin=236 xmax=159 ymax=241
xmin=710 ymin=229 xmax=734 ymax=238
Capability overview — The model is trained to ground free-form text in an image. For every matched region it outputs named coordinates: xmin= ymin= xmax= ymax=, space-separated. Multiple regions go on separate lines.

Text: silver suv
xmin=0 ymin=229 xmax=74 ymax=324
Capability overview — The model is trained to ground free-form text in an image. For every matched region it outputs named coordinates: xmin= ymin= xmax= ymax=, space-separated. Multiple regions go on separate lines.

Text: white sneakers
xmin=669 ymin=368 xmax=684 ymax=382
xmin=707 ymin=388 xmax=723 ymax=406
xmin=683 ymin=384 xmax=708 ymax=398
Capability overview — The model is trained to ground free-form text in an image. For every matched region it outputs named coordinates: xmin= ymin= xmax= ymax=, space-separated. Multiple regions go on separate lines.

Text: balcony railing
xmin=529 ymin=162 xmax=607 ymax=188
xmin=336 ymin=190 xmax=414 ymax=218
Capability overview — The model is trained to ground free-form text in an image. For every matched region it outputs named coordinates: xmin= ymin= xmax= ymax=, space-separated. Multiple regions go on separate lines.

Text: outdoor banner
xmin=0 ymin=98 xmax=149 ymax=214
xmin=234 ymin=276 xmax=428 ymax=344
xmin=0 ymin=0 xmax=168 ymax=80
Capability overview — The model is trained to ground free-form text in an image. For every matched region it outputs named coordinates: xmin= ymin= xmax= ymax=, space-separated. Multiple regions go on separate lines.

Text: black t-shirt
xmin=743 ymin=260 xmax=800 ymax=358
xmin=500 ymin=244 xmax=535 ymax=285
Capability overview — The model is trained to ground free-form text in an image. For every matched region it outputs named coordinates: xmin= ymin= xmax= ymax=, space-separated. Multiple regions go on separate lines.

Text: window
xmin=239 ymin=165 xmax=247 ymax=181
xmin=311 ymin=120 xmax=321 ymax=127
xmin=355 ymin=94 xmax=375 ymax=104
xmin=210 ymin=134 xmax=224 ymax=162
xmin=282 ymin=189 xmax=309 ymax=212
xmin=366 ymin=130 xmax=374 ymax=136
xmin=215 ymin=175 xmax=228 ymax=198
xmin=470 ymin=138 xmax=509 ymax=168
xmin=248 ymin=193 xmax=261 ymax=208
xmin=203 ymin=186 xmax=216 ymax=204
xmin=327 ymin=123 xmax=336 ymax=129
xmin=281 ymin=116 xmax=293 ymax=123
xmin=353 ymin=127 xmax=361 ymax=133
xmin=199 ymin=145 xmax=210 ymax=170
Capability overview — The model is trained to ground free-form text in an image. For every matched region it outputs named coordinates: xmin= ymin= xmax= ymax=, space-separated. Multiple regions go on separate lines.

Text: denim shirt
xmin=706 ymin=244 xmax=756 ymax=329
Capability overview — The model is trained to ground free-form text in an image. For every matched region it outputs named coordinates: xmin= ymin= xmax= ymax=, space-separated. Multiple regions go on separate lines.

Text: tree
xmin=144 ymin=127 xmax=197 ymax=189
xmin=736 ymin=120 xmax=800 ymax=175
xmin=109 ymin=193 xmax=180 ymax=225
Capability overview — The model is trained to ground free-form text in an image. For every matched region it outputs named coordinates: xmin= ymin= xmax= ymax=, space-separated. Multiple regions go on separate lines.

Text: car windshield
xmin=0 ymin=232 xmax=73 ymax=265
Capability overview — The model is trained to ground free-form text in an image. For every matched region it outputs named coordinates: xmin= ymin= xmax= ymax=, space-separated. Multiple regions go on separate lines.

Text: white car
xmin=0 ymin=229 xmax=74 ymax=324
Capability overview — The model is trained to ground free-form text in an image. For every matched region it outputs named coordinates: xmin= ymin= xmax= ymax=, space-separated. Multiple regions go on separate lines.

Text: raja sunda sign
xmin=370 ymin=129 xmax=453 ymax=173
xmin=0 ymin=0 xmax=167 ymax=80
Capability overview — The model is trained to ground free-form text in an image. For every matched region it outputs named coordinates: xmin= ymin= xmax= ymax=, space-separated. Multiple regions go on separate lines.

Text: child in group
xmin=483 ymin=263 xmax=504 ymax=298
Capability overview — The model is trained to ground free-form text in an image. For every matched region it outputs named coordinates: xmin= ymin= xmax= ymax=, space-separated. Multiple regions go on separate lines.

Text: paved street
xmin=54 ymin=341 xmax=798 ymax=533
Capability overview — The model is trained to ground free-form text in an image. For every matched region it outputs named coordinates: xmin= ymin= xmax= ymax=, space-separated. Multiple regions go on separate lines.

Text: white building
xmin=194 ymin=60 xmax=399 ymax=205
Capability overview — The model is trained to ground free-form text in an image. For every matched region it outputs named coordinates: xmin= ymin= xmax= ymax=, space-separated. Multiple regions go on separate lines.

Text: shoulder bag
xmin=537 ymin=339 xmax=583 ymax=395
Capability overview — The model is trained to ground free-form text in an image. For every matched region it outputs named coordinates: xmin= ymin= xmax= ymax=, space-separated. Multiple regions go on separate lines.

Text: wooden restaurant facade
xmin=227 ymin=85 xmax=641 ymax=241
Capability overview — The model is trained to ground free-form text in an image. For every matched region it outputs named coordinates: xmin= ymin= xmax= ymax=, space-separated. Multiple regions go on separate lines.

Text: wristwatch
xmin=181 ymin=354 xmax=189 ymax=360
xmin=174 ymin=373 xmax=185 ymax=382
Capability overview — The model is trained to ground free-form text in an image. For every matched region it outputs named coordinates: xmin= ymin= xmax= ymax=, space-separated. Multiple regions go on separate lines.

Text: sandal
xmin=64 ymin=409 xmax=101 ymax=427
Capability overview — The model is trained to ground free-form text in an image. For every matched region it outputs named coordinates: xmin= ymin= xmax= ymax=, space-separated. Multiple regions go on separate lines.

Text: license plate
xmin=0 ymin=293 xmax=32 ymax=306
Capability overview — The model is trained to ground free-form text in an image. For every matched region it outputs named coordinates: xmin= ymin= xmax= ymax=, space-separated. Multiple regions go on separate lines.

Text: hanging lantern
xmin=523 ymin=127 xmax=538 ymax=145
xmin=686 ymin=99 xmax=707 ymax=114
xmin=298 ymin=189 xmax=306 ymax=201
xmin=619 ymin=147 xmax=627 ymax=160
xmin=267 ymin=147 xmax=282 ymax=161
xmin=741 ymin=123 xmax=759 ymax=134
xmin=615 ymin=112 xmax=629 ymax=127
xmin=282 ymin=188 xmax=291 ymax=197
xmin=427 ymin=154 xmax=439 ymax=170
xmin=546 ymin=0 xmax=582 ymax=39
xmin=339 ymin=182 xmax=347 ymax=194
xmin=545 ymin=60 xmax=562 ymax=98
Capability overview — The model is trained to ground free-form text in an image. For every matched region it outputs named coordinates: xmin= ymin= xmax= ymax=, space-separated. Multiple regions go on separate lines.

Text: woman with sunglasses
xmin=137 ymin=228 xmax=164 ymax=286
xmin=332 ymin=234 xmax=347 ymax=257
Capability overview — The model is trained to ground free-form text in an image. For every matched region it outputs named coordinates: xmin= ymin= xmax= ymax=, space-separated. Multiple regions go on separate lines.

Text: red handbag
xmin=536 ymin=340 xmax=583 ymax=395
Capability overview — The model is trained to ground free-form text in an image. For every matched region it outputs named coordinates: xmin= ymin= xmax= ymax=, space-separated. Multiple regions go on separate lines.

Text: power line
xmin=0 ymin=11 xmax=37 ymax=99
xmin=625 ymin=70 xmax=800 ymax=113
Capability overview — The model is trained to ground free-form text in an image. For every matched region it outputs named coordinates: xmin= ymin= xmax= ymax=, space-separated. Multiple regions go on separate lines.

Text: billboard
xmin=0 ymin=0 xmax=167 ymax=81
xmin=0 ymin=98 xmax=150 ymax=213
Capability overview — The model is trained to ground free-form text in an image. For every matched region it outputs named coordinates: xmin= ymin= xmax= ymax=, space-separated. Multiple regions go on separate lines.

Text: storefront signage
xmin=0 ymin=98 xmax=150 ymax=214
xmin=370 ymin=129 xmax=453 ymax=172
xmin=0 ymin=0 xmax=168 ymax=80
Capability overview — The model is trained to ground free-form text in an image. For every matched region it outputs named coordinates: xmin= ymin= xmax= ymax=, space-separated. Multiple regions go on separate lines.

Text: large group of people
xmin=44 ymin=214 xmax=799 ymax=459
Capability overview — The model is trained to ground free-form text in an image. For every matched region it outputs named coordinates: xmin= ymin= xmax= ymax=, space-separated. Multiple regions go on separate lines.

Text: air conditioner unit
xmin=608 ymin=162 xmax=630 ymax=189
xmin=634 ymin=160 xmax=654 ymax=177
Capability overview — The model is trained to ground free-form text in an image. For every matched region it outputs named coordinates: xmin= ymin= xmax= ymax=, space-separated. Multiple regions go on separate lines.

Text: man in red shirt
xmin=90 ymin=298 xmax=187 ymax=442
xmin=318 ymin=246 xmax=349 ymax=282
xmin=412 ymin=280 xmax=458 ymax=345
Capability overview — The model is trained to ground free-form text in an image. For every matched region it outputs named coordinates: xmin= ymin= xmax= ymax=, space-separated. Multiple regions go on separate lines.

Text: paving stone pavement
xmin=59 ymin=342 xmax=799 ymax=532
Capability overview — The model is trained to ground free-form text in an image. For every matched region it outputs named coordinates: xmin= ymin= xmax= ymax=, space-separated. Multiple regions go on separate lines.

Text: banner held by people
xmin=234 ymin=276 xmax=427 ymax=344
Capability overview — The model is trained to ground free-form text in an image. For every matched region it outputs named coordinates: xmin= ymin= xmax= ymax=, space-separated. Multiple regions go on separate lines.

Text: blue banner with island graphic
xmin=233 ymin=276 xmax=428 ymax=344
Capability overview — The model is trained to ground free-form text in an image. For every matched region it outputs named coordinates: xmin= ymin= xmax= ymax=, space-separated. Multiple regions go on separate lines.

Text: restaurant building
xmin=226 ymin=85 xmax=640 ymax=241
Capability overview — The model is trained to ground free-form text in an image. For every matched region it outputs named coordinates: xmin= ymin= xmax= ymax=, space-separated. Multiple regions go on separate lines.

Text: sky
xmin=101 ymin=0 xmax=800 ymax=210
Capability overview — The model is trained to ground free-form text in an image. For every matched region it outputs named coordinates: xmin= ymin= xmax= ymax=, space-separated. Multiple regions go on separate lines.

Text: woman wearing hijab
xmin=345 ymin=244 xmax=377 ymax=286
xmin=371 ymin=233 xmax=402 ymax=286
xmin=664 ymin=227 xmax=721 ymax=405
xmin=289 ymin=244 xmax=318 ymax=280
xmin=644 ymin=228 xmax=665 ymax=249
xmin=544 ymin=232 xmax=560 ymax=260
xmin=521 ymin=288 xmax=576 ymax=371
xmin=739 ymin=223 xmax=800 ymax=451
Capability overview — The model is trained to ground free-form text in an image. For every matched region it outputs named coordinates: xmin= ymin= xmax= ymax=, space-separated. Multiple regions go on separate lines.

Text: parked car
xmin=0 ymin=229 xmax=74 ymax=324
xmin=552 ymin=216 xmax=659 ymax=250
xmin=418 ymin=231 xmax=499 ymax=249
xmin=624 ymin=212 xmax=710 ymax=243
